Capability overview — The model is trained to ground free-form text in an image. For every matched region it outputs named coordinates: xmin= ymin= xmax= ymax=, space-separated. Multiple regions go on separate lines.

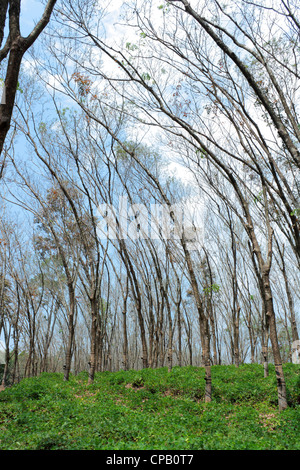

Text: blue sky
xmin=20 ymin=0 xmax=45 ymax=34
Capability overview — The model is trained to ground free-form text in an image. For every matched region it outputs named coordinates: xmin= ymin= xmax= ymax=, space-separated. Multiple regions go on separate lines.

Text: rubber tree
xmin=0 ymin=0 xmax=57 ymax=176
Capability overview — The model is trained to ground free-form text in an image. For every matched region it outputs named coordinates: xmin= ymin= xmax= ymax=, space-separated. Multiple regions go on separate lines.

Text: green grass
xmin=0 ymin=363 xmax=299 ymax=450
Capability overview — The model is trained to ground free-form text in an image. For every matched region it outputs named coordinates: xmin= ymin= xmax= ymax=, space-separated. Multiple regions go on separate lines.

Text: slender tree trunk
xmin=233 ymin=307 xmax=240 ymax=368
xmin=122 ymin=279 xmax=129 ymax=371
xmin=183 ymin=307 xmax=193 ymax=366
xmin=203 ymin=318 xmax=212 ymax=402
xmin=209 ymin=309 xmax=218 ymax=366
xmin=64 ymin=287 xmax=76 ymax=381
xmin=264 ymin=278 xmax=288 ymax=411
xmin=176 ymin=300 xmax=182 ymax=367
xmin=88 ymin=297 xmax=98 ymax=384
xmin=167 ymin=310 xmax=173 ymax=373
xmin=138 ymin=299 xmax=148 ymax=369
xmin=261 ymin=298 xmax=270 ymax=378
xmin=11 ymin=331 xmax=19 ymax=384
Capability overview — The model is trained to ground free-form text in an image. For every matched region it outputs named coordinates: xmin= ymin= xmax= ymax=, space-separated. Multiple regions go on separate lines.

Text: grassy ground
xmin=0 ymin=363 xmax=299 ymax=450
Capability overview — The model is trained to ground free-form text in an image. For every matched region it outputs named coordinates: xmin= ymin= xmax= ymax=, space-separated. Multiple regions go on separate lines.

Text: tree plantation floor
xmin=0 ymin=364 xmax=299 ymax=450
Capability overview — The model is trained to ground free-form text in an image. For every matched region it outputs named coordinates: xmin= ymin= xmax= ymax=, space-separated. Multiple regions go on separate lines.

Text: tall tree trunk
xmin=64 ymin=287 xmax=76 ymax=381
xmin=122 ymin=278 xmax=129 ymax=371
xmin=88 ymin=296 xmax=98 ymax=384
xmin=233 ymin=307 xmax=240 ymax=368
xmin=264 ymin=277 xmax=288 ymax=411
xmin=203 ymin=318 xmax=212 ymax=402
xmin=176 ymin=300 xmax=182 ymax=367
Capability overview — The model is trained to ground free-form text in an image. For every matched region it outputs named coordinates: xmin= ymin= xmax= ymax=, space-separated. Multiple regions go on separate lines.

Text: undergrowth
xmin=0 ymin=364 xmax=299 ymax=450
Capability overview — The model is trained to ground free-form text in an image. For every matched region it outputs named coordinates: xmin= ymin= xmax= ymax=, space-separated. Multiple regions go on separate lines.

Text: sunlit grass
xmin=0 ymin=364 xmax=299 ymax=450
